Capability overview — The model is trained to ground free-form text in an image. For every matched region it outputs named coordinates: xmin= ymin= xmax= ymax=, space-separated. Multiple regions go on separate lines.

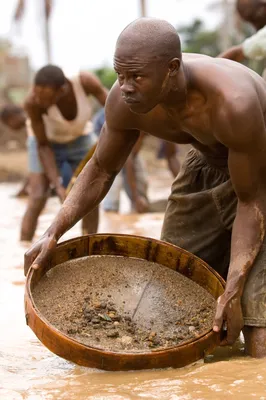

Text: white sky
xmin=0 ymin=0 xmax=222 ymax=75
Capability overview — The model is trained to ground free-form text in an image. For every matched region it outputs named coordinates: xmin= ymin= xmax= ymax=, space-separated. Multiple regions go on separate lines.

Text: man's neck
xmin=160 ymin=63 xmax=190 ymax=112
xmin=56 ymin=80 xmax=75 ymax=107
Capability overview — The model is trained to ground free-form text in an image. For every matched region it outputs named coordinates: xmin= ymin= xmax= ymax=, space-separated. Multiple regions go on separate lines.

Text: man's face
xmin=33 ymin=85 xmax=64 ymax=108
xmin=7 ymin=112 xmax=26 ymax=130
xmin=114 ymin=52 xmax=169 ymax=114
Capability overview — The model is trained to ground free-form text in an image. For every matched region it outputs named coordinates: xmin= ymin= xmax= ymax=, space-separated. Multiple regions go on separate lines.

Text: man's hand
xmin=218 ymin=44 xmax=245 ymax=62
xmin=213 ymin=292 xmax=244 ymax=346
xmin=24 ymin=233 xmax=57 ymax=276
xmin=135 ymin=195 xmax=149 ymax=213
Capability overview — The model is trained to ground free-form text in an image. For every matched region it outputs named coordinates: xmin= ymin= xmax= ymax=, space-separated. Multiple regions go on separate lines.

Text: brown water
xmin=1 ymin=182 xmax=266 ymax=400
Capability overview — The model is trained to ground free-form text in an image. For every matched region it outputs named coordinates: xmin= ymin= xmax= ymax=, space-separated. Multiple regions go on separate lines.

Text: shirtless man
xmin=25 ymin=18 xmax=266 ymax=357
xmin=22 ymin=65 xmax=107 ymax=241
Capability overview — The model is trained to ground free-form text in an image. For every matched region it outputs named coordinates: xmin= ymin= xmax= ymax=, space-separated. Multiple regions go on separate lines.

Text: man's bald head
xmin=114 ymin=18 xmax=185 ymax=115
xmin=115 ymin=18 xmax=181 ymax=62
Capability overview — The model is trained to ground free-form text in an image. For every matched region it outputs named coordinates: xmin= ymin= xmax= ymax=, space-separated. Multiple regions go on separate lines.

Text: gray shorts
xmin=161 ymin=149 xmax=266 ymax=327
xmin=27 ymin=134 xmax=97 ymax=173
xmin=27 ymin=134 xmax=97 ymax=188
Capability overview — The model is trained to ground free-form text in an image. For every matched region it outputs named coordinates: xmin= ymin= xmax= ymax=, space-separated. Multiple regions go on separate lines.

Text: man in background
xmin=219 ymin=0 xmax=266 ymax=75
xmin=0 ymin=104 xmax=30 ymax=197
xmin=93 ymin=108 xmax=149 ymax=213
xmin=21 ymin=64 xmax=107 ymax=241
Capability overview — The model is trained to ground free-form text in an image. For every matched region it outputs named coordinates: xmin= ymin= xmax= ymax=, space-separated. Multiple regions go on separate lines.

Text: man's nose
xmin=120 ymin=81 xmax=135 ymax=96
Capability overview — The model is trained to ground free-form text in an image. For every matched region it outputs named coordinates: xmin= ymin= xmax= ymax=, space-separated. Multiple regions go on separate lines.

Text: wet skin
xmin=25 ymin=19 xmax=266 ymax=357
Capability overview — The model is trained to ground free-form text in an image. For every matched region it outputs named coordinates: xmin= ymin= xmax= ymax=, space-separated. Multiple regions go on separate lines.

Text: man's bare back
xmin=25 ymin=18 xmax=266 ymax=358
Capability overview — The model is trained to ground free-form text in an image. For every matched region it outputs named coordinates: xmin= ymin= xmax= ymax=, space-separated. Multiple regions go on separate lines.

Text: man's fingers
xmin=220 ymin=316 xmax=243 ymax=346
xmin=31 ymin=249 xmax=50 ymax=272
xmin=24 ymin=244 xmax=51 ymax=276
xmin=220 ymin=329 xmax=239 ymax=346
xmin=24 ymin=252 xmax=37 ymax=276
xmin=24 ymin=235 xmax=57 ymax=277
xmin=213 ymin=301 xmax=225 ymax=333
xmin=224 ymin=319 xmax=243 ymax=346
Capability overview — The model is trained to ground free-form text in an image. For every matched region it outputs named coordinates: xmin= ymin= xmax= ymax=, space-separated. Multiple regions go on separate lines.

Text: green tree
xmin=177 ymin=19 xmax=221 ymax=57
xmin=92 ymin=67 xmax=117 ymax=89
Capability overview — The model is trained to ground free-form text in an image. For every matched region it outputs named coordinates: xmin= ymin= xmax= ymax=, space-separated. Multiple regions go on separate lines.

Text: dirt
xmin=33 ymin=255 xmax=216 ymax=353
xmin=0 ymin=149 xmax=27 ymax=182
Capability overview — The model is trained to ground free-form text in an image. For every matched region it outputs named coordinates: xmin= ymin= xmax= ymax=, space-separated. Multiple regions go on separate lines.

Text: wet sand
xmin=33 ymin=256 xmax=216 ymax=352
xmin=1 ymin=161 xmax=266 ymax=399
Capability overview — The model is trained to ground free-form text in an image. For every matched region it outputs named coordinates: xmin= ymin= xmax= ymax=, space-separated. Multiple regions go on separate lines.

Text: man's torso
xmin=112 ymin=55 xmax=266 ymax=159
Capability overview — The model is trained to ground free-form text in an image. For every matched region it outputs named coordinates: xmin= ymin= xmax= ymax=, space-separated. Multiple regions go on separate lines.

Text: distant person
xmin=0 ymin=104 xmax=26 ymax=130
xmin=21 ymin=65 xmax=107 ymax=241
xmin=92 ymin=107 xmax=105 ymax=137
xmin=0 ymin=104 xmax=65 ymax=198
xmin=0 ymin=104 xmax=29 ymax=197
xmin=219 ymin=0 xmax=266 ymax=77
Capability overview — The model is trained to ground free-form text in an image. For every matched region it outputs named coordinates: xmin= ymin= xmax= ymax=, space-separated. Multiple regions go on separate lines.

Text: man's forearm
xmin=218 ymin=45 xmax=245 ymax=63
xmin=38 ymin=145 xmax=61 ymax=188
xmin=46 ymin=158 xmax=115 ymax=240
xmin=226 ymin=201 xmax=265 ymax=297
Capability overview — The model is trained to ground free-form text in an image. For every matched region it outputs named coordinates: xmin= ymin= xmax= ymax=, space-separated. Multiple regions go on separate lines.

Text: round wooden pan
xmin=25 ymin=234 xmax=225 ymax=371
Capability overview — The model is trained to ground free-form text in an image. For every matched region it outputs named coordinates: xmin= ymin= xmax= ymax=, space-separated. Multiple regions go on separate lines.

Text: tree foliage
xmin=177 ymin=19 xmax=221 ymax=57
xmin=92 ymin=66 xmax=117 ymax=89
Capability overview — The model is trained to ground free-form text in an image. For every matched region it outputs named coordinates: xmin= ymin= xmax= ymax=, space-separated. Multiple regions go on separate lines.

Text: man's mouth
xmin=123 ymin=97 xmax=140 ymax=104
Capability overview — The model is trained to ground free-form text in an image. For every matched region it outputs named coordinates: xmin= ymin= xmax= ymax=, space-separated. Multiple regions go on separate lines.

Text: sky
xmin=0 ymin=0 xmax=223 ymax=75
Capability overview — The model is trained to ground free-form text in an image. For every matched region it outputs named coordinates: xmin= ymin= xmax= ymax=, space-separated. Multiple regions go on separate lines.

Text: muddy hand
xmin=24 ymin=234 xmax=57 ymax=276
xmin=213 ymin=292 xmax=244 ymax=346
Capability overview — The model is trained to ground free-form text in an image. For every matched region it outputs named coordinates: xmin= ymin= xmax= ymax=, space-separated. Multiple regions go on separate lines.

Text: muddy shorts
xmin=161 ymin=149 xmax=266 ymax=327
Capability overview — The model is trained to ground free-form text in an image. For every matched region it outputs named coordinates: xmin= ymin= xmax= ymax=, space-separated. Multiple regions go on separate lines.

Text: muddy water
xmin=1 ymin=182 xmax=266 ymax=400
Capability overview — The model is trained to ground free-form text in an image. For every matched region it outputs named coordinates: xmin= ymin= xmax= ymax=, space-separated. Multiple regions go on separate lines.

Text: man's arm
xmin=80 ymin=71 xmax=108 ymax=106
xmin=46 ymin=123 xmax=139 ymax=240
xmin=218 ymin=45 xmax=245 ymax=62
xmin=213 ymin=96 xmax=266 ymax=344
xmin=25 ymin=100 xmax=65 ymax=202
xmin=219 ymin=26 xmax=266 ymax=63
xmin=24 ymin=92 xmax=140 ymax=275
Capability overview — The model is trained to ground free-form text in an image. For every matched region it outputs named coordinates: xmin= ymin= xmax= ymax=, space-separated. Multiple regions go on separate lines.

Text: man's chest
xmin=138 ymin=107 xmax=217 ymax=146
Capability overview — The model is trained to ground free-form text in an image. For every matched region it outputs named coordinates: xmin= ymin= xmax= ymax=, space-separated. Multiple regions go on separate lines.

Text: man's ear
xmin=168 ymin=58 xmax=181 ymax=77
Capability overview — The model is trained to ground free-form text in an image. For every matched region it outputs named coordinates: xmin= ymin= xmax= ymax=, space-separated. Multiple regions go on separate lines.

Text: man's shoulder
xmin=79 ymin=70 xmax=102 ymax=88
xmin=190 ymin=57 xmax=265 ymax=106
